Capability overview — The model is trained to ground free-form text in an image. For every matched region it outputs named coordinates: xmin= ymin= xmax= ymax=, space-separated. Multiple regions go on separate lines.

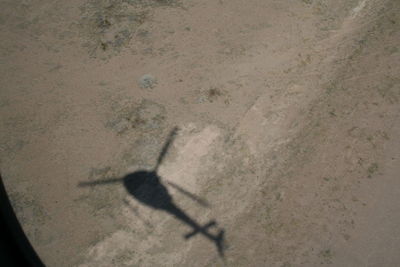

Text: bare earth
xmin=1 ymin=0 xmax=399 ymax=266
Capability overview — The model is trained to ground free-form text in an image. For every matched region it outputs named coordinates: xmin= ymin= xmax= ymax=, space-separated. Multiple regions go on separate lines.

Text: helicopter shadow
xmin=78 ymin=127 xmax=226 ymax=257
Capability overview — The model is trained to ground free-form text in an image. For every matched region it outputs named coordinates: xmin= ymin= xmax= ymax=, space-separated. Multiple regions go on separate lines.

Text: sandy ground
xmin=1 ymin=0 xmax=399 ymax=266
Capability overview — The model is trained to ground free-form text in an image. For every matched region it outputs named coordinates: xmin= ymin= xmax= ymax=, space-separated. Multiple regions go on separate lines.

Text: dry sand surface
xmin=1 ymin=0 xmax=399 ymax=266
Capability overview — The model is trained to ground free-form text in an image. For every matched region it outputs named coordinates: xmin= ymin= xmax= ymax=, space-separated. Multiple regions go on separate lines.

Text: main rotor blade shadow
xmin=166 ymin=181 xmax=210 ymax=208
xmin=123 ymin=199 xmax=154 ymax=230
xmin=78 ymin=177 xmax=123 ymax=187
xmin=154 ymin=127 xmax=179 ymax=172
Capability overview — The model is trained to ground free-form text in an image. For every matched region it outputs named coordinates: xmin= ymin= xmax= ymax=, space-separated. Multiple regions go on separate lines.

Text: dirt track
xmin=1 ymin=0 xmax=399 ymax=266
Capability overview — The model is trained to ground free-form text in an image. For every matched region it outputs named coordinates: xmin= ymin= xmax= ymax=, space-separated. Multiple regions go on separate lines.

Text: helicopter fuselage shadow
xmin=79 ymin=127 xmax=225 ymax=257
